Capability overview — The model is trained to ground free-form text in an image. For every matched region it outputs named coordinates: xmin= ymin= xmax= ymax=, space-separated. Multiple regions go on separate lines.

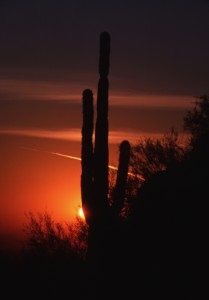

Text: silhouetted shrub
xmin=23 ymin=211 xmax=88 ymax=259
xmin=184 ymin=95 xmax=209 ymax=145
xmin=130 ymin=128 xmax=186 ymax=181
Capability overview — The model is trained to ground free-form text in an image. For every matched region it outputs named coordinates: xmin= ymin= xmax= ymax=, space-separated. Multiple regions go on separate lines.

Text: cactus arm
xmin=81 ymin=89 xmax=94 ymax=224
xmin=112 ymin=140 xmax=131 ymax=217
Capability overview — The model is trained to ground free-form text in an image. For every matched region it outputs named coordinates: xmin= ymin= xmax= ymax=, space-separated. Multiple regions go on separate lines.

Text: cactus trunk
xmin=93 ymin=32 xmax=110 ymax=222
xmin=80 ymin=32 xmax=131 ymax=265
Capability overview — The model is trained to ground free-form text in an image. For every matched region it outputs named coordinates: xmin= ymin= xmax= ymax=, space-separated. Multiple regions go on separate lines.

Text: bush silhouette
xmin=129 ymin=96 xmax=209 ymax=299
xmin=23 ymin=211 xmax=88 ymax=259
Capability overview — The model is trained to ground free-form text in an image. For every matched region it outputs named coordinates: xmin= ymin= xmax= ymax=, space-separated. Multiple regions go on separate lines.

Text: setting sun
xmin=78 ymin=207 xmax=85 ymax=220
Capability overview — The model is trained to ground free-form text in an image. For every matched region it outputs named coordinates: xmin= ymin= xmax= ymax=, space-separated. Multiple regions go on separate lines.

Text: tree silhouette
xmin=23 ymin=211 xmax=88 ymax=258
xmin=184 ymin=95 xmax=209 ymax=145
xmin=130 ymin=128 xmax=186 ymax=181
xmin=184 ymin=95 xmax=209 ymax=163
xmin=129 ymin=96 xmax=209 ymax=298
xmin=1 ymin=212 xmax=89 ymax=299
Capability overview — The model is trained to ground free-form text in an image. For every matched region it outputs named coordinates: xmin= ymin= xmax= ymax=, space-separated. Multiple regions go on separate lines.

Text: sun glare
xmin=78 ymin=207 xmax=85 ymax=220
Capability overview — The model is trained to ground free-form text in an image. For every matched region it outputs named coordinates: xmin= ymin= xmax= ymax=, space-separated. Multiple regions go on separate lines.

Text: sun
xmin=78 ymin=207 xmax=85 ymax=220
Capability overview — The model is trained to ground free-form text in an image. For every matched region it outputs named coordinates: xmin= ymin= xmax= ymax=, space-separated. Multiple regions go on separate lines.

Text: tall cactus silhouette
xmin=81 ymin=32 xmax=130 ymax=251
xmin=81 ymin=32 xmax=111 ymax=226
xmin=93 ymin=32 xmax=110 ymax=222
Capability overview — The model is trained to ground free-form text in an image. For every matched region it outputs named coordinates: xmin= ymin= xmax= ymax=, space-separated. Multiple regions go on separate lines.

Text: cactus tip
xmin=83 ymin=89 xmax=93 ymax=97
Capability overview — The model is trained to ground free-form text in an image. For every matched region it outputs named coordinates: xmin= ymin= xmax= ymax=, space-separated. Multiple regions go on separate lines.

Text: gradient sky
xmin=0 ymin=0 xmax=209 ymax=245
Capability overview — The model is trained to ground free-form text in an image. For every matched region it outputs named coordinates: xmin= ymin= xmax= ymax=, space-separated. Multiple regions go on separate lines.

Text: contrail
xmin=19 ymin=146 xmax=144 ymax=180
xmin=19 ymin=146 xmax=82 ymax=161
xmin=47 ymin=151 xmax=81 ymax=161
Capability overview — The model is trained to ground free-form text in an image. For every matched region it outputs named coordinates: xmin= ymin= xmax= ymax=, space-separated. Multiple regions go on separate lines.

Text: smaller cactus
xmin=112 ymin=140 xmax=131 ymax=217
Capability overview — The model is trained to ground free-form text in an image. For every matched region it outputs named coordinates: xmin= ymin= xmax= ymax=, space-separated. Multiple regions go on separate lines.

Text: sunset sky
xmin=0 ymin=0 xmax=209 ymax=244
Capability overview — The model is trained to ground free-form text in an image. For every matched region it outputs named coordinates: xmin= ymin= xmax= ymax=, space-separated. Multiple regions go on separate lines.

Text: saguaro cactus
xmin=81 ymin=32 xmax=130 ymax=232
xmin=81 ymin=32 xmax=110 ymax=226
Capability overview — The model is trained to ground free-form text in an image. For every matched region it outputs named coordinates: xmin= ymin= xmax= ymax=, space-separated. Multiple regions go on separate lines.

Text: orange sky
xmin=1 ymin=1 xmax=208 ymax=248
xmin=0 ymin=79 xmax=202 ymax=252
xmin=0 ymin=84 xmax=193 ymax=245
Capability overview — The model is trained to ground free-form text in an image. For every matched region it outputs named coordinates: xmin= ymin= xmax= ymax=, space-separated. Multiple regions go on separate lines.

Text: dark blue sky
xmin=0 ymin=0 xmax=209 ymax=96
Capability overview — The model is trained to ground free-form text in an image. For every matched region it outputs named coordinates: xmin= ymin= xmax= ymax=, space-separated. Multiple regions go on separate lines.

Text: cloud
xmin=0 ymin=78 xmax=194 ymax=138
xmin=0 ymin=79 xmax=85 ymax=101
xmin=0 ymin=96 xmax=191 ymax=139
xmin=0 ymin=78 xmax=195 ymax=107
xmin=0 ymin=128 xmax=82 ymax=142
xmin=0 ymin=128 xmax=163 ymax=144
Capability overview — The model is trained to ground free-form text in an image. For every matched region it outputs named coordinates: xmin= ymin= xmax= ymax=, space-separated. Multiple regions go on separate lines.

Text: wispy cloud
xmin=0 ymin=78 xmax=194 ymax=108
xmin=0 ymin=79 xmax=83 ymax=101
xmin=109 ymin=94 xmax=194 ymax=108
xmin=0 ymin=128 xmax=157 ymax=144
xmin=0 ymin=129 xmax=81 ymax=141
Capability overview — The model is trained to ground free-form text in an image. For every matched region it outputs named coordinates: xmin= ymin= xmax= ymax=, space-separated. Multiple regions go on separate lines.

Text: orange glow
xmin=78 ymin=207 xmax=85 ymax=220
xmin=0 ymin=79 xmax=194 ymax=108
